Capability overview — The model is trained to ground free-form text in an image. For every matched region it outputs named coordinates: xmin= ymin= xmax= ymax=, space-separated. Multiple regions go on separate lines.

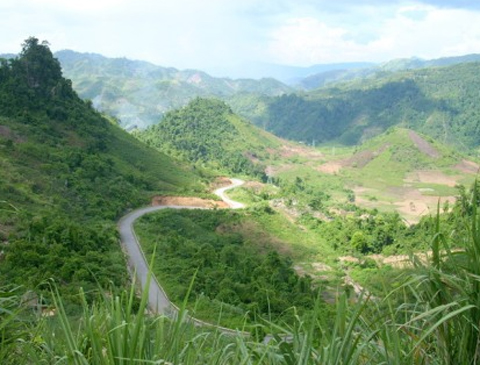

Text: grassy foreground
xmin=2 ymin=186 xmax=480 ymax=364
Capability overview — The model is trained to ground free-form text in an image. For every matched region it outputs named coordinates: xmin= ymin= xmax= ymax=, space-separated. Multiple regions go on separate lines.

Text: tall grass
xmin=2 ymin=184 xmax=480 ymax=363
xmin=393 ymin=188 xmax=480 ymax=364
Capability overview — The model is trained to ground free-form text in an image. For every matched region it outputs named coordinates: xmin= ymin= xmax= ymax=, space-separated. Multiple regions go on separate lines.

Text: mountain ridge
xmin=299 ymin=53 xmax=480 ymax=89
xmin=55 ymin=50 xmax=292 ymax=129
xmin=231 ymin=61 xmax=480 ymax=153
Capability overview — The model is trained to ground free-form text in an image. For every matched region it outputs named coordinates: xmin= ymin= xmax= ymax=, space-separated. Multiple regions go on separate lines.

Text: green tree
xmin=351 ymin=231 xmax=370 ymax=254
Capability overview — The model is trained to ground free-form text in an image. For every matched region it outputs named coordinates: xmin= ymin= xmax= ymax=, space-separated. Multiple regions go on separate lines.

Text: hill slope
xmin=55 ymin=50 xmax=292 ymax=129
xmin=0 ymin=38 xmax=200 ymax=297
xmin=313 ymin=127 xmax=477 ymax=222
xmin=136 ymin=98 xmax=283 ymax=178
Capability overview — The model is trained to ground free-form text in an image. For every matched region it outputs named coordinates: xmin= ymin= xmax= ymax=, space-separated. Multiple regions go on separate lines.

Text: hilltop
xmin=136 ymin=98 xmax=283 ymax=178
xmin=296 ymin=53 xmax=480 ymax=89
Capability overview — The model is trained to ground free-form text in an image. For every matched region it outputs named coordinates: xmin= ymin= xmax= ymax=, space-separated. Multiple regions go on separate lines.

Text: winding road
xmin=118 ymin=178 xmax=245 ymax=317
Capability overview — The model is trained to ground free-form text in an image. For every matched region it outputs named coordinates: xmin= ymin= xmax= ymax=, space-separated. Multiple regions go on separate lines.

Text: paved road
xmin=214 ymin=178 xmax=245 ymax=209
xmin=118 ymin=178 xmax=245 ymax=315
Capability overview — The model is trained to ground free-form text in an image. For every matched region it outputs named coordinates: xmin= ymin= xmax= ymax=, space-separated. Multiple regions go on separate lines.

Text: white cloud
xmin=267 ymin=18 xmax=359 ymax=65
xmin=1 ymin=0 xmax=480 ymax=76
xmin=266 ymin=3 xmax=480 ymax=65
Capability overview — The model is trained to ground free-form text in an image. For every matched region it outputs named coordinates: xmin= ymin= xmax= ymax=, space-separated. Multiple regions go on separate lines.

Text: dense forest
xmin=136 ymin=209 xmax=320 ymax=328
xmin=0 ymin=38 xmax=200 ymax=302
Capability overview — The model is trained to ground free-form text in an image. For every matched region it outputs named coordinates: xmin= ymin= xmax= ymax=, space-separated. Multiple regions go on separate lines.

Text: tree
xmin=18 ymin=37 xmax=63 ymax=93
xmin=351 ymin=231 xmax=370 ymax=254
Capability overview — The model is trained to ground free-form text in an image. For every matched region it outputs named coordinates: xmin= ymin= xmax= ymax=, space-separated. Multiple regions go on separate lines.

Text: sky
xmin=1 ymin=0 xmax=480 ymax=78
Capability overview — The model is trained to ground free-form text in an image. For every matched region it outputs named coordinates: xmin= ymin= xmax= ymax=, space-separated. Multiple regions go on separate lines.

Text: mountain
xmin=222 ymin=61 xmax=374 ymax=83
xmin=379 ymin=54 xmax=480 ymax=72
xmin=0 ymin=38 xmax=200 ymax=298
xmin=297 ymin=54 xmax=480 ymax=90
xmin=231 ymin=61 xmax=480 ymax=152
xmin=136 ymin=98 xmax=283 ymax=178
xmin=0 ymin=53 xmax=16 ymax=60
xmin=55 ymin=50 xmax=292 ymax=129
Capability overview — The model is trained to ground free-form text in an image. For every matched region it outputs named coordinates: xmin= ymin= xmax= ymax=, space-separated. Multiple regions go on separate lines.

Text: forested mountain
xmin=297 ymin=53 xmax=480 ymax=90
xmin=136 ymin=98 xmax=282 ymax=178
xmin=55 ymin=50 xmax=292 ymax=129
xmin=0 ymin=38 xmax=200 ymax=299
xmin=53 ymin=49 xmax=480 ymax=154
xmin=231 ymin=61 xmax=480 ymax=152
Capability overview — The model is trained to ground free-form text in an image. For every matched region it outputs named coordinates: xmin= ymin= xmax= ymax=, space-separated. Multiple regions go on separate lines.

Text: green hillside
xmin=0 ymin=38 xmax=200 ymax=299
xmin=3 ymin=40 xmax=480 ymax=365
xmin=136 ymin=98 xmax=283 ymax=178
xmin=231 ymin=62 xmax=480 ymax=153
xmin=56 ymin=50 xmax=291 ymax=129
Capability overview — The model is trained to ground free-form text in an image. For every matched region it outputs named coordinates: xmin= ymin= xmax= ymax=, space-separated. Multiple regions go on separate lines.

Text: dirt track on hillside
xmin=151 ymin=196 xmax=228 ymax=208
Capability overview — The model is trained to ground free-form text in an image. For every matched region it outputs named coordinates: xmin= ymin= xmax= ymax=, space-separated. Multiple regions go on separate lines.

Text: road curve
xmin=214 ymin=178 xmax=245 ymax=209
xmin=118 ymin=178 xmax=245 ymax=316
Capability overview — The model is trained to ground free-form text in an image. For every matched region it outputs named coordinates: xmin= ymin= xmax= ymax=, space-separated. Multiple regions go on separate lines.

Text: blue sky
xmin=1 ymin=0 xmax=480 ymax=77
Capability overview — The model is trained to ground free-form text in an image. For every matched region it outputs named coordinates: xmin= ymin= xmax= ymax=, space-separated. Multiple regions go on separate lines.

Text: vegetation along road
xmin=118 ymin=178 xmax=245 ymax=316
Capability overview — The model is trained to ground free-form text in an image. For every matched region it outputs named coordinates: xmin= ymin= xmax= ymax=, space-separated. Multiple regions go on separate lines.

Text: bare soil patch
xmin=408 ymin=130 xmax=439 ymax=158
xmin=294 ymin=262 xmax=332 ymax=279
xmin=353 ymin=185 xmax=456 ymax=224
xmin=209 ymin=177 xmax=234 ymax=191
xmin=151 ymin=196 xmax=228 ymax=208
xmin=404 ymin=170 xmax=459 ymax=187
xmin=0 ymin=125 xmax=12 ymax=138
xmin=455 ymin=159 xmax=480 ymax=174
xmin=345 ymin=143 xmax=390 ymax=168
xmin=317 ymin=161 xmax=342 ymax=174
xmin=394 ymin=189 xmax=456 ymax=223
xmin=279 ymin=144 xmax=324 ymax=160
xmin=318 ymin=143 xmax=390 ymax=174
xmin=346 ymin=150 xmax=376 ymax=168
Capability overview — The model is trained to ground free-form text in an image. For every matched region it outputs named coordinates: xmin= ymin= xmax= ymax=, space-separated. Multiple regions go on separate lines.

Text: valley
xmin=1 ymin=37 xmax=480 ymax=363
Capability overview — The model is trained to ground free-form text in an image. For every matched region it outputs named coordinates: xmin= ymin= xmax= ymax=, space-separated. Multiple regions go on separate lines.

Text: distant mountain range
xmin=218 ymin=61 xmax=374 ymax=83
xmin=54 ymin=50 xmax=292 ymax=129
xmin=297 ymin=54 xmax=480 ymax=90
xmin=3 ymin=49 xmax=480 ymax=145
